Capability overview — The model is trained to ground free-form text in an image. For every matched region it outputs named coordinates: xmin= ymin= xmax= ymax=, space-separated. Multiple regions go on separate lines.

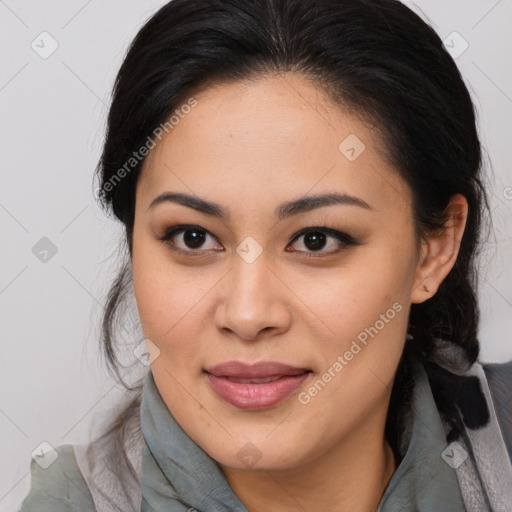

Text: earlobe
xmin=411 ymin=194 xmax=468 ymax=304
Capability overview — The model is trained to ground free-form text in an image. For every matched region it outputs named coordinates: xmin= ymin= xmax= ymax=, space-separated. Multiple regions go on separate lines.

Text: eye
xmin=286 ymin=226 xmax=357 ymax=255
xmin=158 ymin=225 xmax=223 ymax=254
xmin=158 ymin=224 xmax=358 ymax=257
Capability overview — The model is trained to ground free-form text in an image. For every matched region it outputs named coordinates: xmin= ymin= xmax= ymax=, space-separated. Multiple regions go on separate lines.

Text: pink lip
xmin=204 ymin=361 xmax=311 ymax=410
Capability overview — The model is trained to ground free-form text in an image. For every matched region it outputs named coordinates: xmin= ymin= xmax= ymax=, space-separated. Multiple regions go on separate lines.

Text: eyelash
xmin=158 ymin=224 xmax=358 ymax=258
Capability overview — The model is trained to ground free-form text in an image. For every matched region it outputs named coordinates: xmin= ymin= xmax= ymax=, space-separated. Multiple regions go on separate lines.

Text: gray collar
xmin=140 ymin=369 xmax=248 ymax=511
xmin=74 ymin=353 xmax=512 ymax=511
xmin=376 ymin=355 xmax=466 ymax=511
xmin=140 ymin=357 xmax=464 ymax=512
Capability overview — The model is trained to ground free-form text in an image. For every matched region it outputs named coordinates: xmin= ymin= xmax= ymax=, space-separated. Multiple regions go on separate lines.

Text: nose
xmin=214 ymin=254 xmax=292 ymax=342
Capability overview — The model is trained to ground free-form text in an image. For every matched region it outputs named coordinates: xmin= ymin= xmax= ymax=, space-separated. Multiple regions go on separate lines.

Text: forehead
xmin=136 ymin=73 xmax=412 ymax=217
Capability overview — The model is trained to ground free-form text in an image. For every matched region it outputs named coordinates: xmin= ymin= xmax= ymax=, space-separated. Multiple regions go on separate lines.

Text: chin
xmin=200 ymin=430 xmax=314 ymax=472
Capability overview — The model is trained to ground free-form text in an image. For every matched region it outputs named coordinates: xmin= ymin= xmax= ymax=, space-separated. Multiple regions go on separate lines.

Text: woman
xmin=20 ymin=0 xmax=512 ymax=511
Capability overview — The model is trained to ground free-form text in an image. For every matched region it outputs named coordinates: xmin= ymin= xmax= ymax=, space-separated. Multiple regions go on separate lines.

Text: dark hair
xmin=91 ymin=0 xmax=490 ymax=503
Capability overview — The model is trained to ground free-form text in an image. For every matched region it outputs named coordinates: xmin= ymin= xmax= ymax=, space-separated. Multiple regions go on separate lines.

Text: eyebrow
xmin=149 ymin=191 xmax=372 ymax=220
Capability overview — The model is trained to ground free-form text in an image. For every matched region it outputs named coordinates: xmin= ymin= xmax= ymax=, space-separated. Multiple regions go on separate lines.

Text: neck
xmin=221 ymin=396 xmax=397 ymax=512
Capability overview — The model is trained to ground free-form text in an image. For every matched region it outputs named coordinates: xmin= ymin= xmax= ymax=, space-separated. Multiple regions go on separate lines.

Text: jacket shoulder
xmin=19 ymin=444 xmax=96 ymax=511
xmin=482 ymin=359 xmax=512 ymax=463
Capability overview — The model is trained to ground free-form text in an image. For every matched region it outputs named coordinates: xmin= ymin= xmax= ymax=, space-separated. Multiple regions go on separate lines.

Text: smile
xmin=204 ymin=361 xmax=312 ymax=410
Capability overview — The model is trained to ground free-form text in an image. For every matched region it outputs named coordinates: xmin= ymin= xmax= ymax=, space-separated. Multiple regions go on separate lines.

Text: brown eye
xmin=182 ymin=228 xmax=207 ymax=249
xmin=287 ymin=227 xmax=357 ymax=255
xmin=158 ymin=225 xmax=223 ymax=253
xmin=302 ymin=231 xmax=327 ymax=251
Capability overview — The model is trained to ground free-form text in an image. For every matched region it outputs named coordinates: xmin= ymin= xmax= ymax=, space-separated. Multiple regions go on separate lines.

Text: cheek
xmin=286 ymin=241 xmax=415 ymax=401
xmin=291 ymin=246 xmax=414 ymax=337
xmin=131 ymin=234 xmax=210 ymax=354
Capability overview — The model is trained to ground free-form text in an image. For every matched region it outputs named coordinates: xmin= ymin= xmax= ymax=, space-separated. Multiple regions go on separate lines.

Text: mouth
xmin=204 ymin=361 xmax=312 ymax=410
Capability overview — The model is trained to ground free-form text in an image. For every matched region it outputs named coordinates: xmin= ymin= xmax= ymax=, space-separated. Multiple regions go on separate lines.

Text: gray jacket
xmin=19 ymin=352 xmax=512 ymax=511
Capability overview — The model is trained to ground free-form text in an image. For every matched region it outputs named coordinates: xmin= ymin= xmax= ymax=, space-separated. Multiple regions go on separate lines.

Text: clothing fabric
xmin=19 ymin=353 xmax=512 ymax=511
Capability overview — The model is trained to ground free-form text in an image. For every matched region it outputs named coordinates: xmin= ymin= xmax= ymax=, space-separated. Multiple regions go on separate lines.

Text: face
xmin=131 ymin=73 xmax=424 ymax=471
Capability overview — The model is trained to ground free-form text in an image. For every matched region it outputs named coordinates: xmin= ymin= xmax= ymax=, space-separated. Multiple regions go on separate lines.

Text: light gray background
xmin=1 ymin=0 xmax=511 ymax=509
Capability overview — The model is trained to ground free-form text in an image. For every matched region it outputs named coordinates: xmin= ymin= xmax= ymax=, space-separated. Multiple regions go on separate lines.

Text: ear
xmin=411 ymin=194 xmax=468 ymax=304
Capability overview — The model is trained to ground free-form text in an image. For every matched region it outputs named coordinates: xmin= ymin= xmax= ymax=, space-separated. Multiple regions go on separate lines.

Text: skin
xmin=131 ymin=72 xmax=468 ymax=512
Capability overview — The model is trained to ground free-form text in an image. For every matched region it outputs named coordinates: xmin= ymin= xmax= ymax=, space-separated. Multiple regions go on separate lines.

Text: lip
xmin=204 ymin=361 xmax=311 ymax=410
